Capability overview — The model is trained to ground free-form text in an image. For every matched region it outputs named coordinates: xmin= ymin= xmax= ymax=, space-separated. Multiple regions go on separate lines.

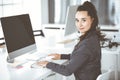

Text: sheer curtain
xmin=0 ymin=0 xmax=23 ymax=17
xmin=114 ymin=0 xmax=120 ymax=25
xmin=54 ymin=0 xmax=69 ymax=24
xmin=48 ymin=0 xmax=81 ymax=24
xmin=91 ymin=0 xmax=116 ymax=25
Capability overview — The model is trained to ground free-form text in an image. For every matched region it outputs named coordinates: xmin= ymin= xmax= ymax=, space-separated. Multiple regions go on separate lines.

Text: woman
xmin=37 ymin=1 xmax=101 ymax=80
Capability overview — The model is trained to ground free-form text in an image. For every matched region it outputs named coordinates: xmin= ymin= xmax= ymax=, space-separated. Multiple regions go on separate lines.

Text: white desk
xmin=0 ymin=35 xmax=75 ymax=80
xmin=0 ymin=47 xmax=50 ymax=80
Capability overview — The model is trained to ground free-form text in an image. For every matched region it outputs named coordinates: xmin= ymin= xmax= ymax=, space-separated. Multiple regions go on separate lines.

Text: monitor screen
xmin=0 ymin=14 xmax=37 ymax=60
xmin=64 ymin=5 xmax=78 ymax=36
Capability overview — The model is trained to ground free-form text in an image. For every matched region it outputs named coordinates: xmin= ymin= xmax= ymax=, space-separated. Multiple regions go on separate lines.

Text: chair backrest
xmin=96 ymin=70 xmax=115 ymax=80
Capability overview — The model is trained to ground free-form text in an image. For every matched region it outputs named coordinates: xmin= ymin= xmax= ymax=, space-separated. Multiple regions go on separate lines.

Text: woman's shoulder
xmin=81 ymin=34 xmax=99 ymax=47
xmin=78 ymin=31 xmax=100 ymax=48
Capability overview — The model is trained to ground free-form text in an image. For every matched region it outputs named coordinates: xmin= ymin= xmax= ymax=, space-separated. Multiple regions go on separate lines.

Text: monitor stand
xmin=6 ymin=55 xmax=28 ymax=68
xmin=7 ymin=56 xmax=14 ymax=63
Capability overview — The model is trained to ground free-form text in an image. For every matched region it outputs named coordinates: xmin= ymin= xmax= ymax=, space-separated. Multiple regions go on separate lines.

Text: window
xmin=0 ymin=0 xmax=41 ymax=30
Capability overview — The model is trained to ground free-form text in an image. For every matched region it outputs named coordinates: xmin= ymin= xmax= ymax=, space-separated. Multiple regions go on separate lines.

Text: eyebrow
xmin=81 ymin=18 xmax=87 ymax=19
xmin=75 ymin=17 xmax=87 ymax=20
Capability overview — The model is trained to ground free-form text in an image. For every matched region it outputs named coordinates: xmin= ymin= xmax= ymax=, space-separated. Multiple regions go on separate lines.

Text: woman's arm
xmin=46 ymin=44 xmax=90 ymax=76
xmin=48 ymin=53 xmax=70 ymax=60
xmin=61 ymin=54 xmax=70 ymax=60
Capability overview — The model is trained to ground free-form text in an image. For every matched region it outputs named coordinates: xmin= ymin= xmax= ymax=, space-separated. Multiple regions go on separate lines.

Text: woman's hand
xmin=48 ymin=53 xmax=61 ymax=60
xmin=37 ymin=61 xmax=49 ymax=67
xmin=36 ymin=53 xmax=61 ymax=67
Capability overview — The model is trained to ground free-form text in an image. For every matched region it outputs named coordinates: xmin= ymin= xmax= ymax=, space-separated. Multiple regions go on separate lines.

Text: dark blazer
xmin=46 ymin=30 xmax=101 ymax=80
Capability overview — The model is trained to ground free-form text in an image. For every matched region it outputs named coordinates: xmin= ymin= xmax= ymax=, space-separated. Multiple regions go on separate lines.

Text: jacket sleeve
xmin=46 ymin=44 xmax=90 ymax=76
xmin=61 ymin=54 xmax=70 ymax=60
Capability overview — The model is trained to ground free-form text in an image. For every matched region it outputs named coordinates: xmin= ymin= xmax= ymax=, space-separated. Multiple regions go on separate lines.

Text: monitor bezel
xmin=0 ymin=14 xmax=37 ymax=61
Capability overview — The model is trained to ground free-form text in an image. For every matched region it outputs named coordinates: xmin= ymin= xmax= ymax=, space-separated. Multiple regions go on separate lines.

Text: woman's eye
xmin=82 ymin=19 xmax=86 ymax=22
xmin=75 ymin=19 xmax=79 ymax=22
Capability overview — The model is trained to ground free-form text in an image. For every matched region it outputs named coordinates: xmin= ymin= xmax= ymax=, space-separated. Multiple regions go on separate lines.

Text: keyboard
xmin=31 ymin=62 xmax=44 ymax=69
xmin=26 ymin=51 xmax=47 ymax=61
xmin=30 ymin=56 xmax=54 ymax=69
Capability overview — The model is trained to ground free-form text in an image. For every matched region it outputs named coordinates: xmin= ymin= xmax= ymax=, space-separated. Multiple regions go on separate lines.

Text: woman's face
xmin=75 ymin=11 xmax=94 ymax=35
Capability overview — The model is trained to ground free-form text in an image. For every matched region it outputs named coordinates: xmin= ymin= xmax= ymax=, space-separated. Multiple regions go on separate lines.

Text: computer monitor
xmin=0 ymin=14 xmax=37 ymax=62
xmin=64 ymin=5 xmax=78 ymax=36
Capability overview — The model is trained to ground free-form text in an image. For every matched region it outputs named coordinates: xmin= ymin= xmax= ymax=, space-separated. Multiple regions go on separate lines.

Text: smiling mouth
xmin=80 ymin=28 xmax=84 ymax=30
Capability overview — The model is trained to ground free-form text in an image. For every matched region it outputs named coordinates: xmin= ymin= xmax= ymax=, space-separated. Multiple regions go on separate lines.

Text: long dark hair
xmin=77 ymin=1 xmax=102 ymax=41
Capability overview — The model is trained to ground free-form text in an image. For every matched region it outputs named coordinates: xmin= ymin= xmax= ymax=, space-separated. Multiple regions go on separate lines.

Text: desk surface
xmin=0 ymin=36 xmax=75 ymax=80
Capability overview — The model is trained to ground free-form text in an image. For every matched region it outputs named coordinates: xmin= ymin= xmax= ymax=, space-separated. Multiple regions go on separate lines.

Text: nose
xmin=77 ymin=21 xmax=82 ymax=27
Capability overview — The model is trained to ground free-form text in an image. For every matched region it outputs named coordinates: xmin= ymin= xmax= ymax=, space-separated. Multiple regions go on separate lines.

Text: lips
xmin=80 ymin=28 xmax=84 ymax=30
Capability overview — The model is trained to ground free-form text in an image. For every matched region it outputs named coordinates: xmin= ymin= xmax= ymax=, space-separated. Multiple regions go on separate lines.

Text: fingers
xmin=37 ymin=61 xmax=49 ymax=67
xmin=48 ymin=53 xmax=58 ymax=56
xmin=47 ymin=53 xmax=61 ymax=60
